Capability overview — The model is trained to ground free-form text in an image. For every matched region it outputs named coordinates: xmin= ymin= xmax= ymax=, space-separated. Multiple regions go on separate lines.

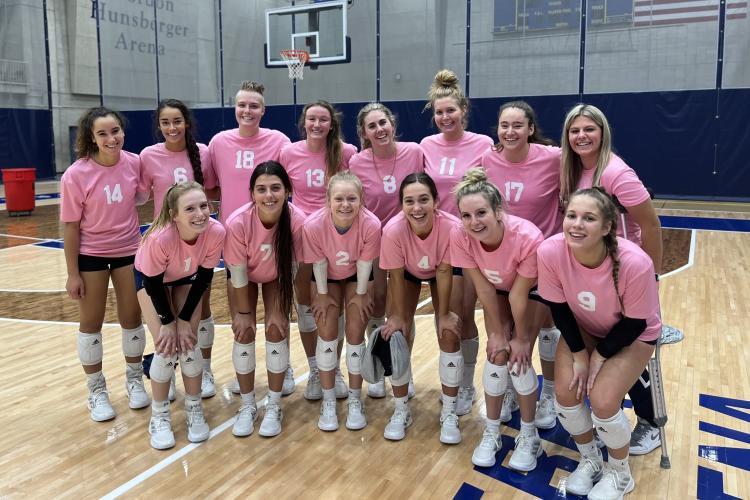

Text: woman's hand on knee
xmin=232 ymin=312 xmax=256 ymax=343
xmin=509 ymin=337 xmax=531 ymax=374
xmin=569 ymin=350 xmax=590 ymax=402
xmin=486 ymin=334 xmax=510 ymax=365
xmin=266 ymin=312 xmax=289 ymax=341
xmin=348 ymin=293 xmax=373 ymax=325
xmin=156 ymin=322 xmax=178 ymax=357
xmin=437 ymin=312 xmax=462 ymax=344
xmin=312 ymin=293 xmax=337 ymax=327
xmin=176 ymin=318 xmax=196 ymax=353
xmin=586 ymin=350 xmax=607 ymax=396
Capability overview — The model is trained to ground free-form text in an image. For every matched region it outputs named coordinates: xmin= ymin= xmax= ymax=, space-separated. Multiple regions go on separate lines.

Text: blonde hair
xmin=142 ymin=182 xmax=205 ymax=241
xmin=454 ymin=167 xmax=503 ymax=214
xmin=356 ymin=102 xmax=397 ymax=150
xmin=236 ymin=80 xmax=265 ymax=106
xmin=425 ymin=69 xmax=469 ymax=128
xmin=327 ymin=170 xmax=365 ymax=205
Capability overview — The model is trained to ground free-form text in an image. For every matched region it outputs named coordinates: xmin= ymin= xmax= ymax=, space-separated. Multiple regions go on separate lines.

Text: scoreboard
xmin=494 ymin=0 xmax=633 ymax=33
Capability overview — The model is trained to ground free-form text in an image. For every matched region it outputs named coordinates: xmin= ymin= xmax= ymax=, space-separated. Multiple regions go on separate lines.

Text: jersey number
xmin=183 ymin=257 xmax=191 ymax=272
xmin=439 ymin=157 xmax=456 ymax=176
xmin=235 ymin=150 xmax=255 ymax=169
xmin=417 ymin=255 xmax=430 ymax=270
xmin=504 ymin=181 xmax=524 ymax=202
xmin=382 ymin=175 xmax=397 ymax=194
xmin=483 ymin=269 xmax=503 ymax=285
xmin=103 ymin=184 xmax=123 ymax=204
xmin=260 ymin=243 xmax=272 ymax=261
xmin=578 ymin=291 xmax=596 ymax=312
xmin=306 ymin=168 xmax=325 ymax=188
xmin=173 ymin=167 xmax=189 ymax=184
xmin=335 ymin=251 xmax=350 ymax=266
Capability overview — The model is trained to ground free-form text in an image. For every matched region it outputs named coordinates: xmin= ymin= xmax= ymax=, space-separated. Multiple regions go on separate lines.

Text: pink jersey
xmin=537 ymin=234 xmax=661 ymax=342
xmin=380 ymin=210 xmax=458 ymax=280
xmin=207 ymin=128 xmax=291 ymax=223
xmin=135 ymin=218 xmax=225 ymax=282
xmin=302 ymin=207 xmax=382 ymax=280
xmin=60 ymin=152 xmax=142 ymax=257
xmin=138 ymin=142 xmax=217 ymax=216
xmin=223 ymin=202 xmax=306 ymax=284
xmin=450 ymin=214 xmax=542 ymax=292
xmin=482 ymin=143 xmax=563 ymax=238
xmin=577 ymin=154 xmax=650 ymax=246
xmin=349 ymin=142 xmax=425 ymax=226
xmin=279 ymin=140 xmax=358 ymax=217
xmin=420 ymin=132 xmax=494 ymax=217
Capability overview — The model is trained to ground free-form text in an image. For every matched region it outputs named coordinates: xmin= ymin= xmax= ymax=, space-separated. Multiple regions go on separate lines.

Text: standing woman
xmin=450 ymin=168 xmax=546 ymax=472
xmin=378 ymin=173 xmax=462 ymax=443
xmin=303 ymin=172 xmax=381 ymax=432
xmin=421 ymin=69 xmax=494 ymax=415
xmin=224 ymin=162 xmax=304 ymax=438
xmin=135 ymin=182 xmax=224 ymax=449
xmin=139 ymin=98 xmax=219 ymax=398
xmin=559 ymin=103 xmax=665 ymax=455
xmin=538 ymin=187 xmax=660 ymax=499
xmin=61 ymin=107 xmax=149 ymax=422
xmin=480 ymin=100 xmax=562 ymax=429
xmin=279 ymin=100 xmax=357 ymax=401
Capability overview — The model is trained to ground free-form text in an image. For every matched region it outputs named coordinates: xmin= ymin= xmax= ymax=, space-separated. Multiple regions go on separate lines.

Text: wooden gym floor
xmin=0 ymin=183 xmax=748 ymax=499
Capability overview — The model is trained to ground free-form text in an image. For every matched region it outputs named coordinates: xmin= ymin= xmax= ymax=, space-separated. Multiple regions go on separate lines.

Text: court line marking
xmin=0 ymin=233 xmax=56 ymax=241
xmin=660 ymin=229 xmax=695 ymax=280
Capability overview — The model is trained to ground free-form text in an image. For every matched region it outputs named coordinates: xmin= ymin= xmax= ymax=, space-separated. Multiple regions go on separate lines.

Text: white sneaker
xmin=168 ymin=374 xmax=176 ymax=402
xmin=629 ymin=418 xmax=661 ymax=455
xmin=407 ymin=378 xmax=416 ymax=399
xmin=259 ymin=402 xmax=283 ymax=437
xmin=201 ymin=369 xmax=216 ymax=398
xmin=383 ymin=406 xmax=412 ymax=440
xmin=232 ymin=402 xmax=257 ymax=437
xmin=587 ymin=464 xmax=634 ymax=500
xmin=88 ymin=385 xmax=116 ymax=422
xmin=149 ymin=412 xmax=175 ymax=450
xmin=439 ymin=412 xmax=462 ymax=444
xmin=367 ymin=378 xmax=386 ymax=399
xmin=230 ymin=377 xmax=241 ymax=395
xmin=508 ymin=433 xmax=543 ymax=472
xmin=335 ymin=368 xmax=349 ymax=399
xmin=456 ymin=386 xmax=476 ymax=416
xmin=318 ymin=399 xmax=339 ymax=431
xmin=345 ymin=398 xmax=367 ymax=430
xmin=185 ymin=402 xmax=209 ymax=442
xmin=660 ymin=324 xmax=684 ymax=345
xmin=126 ymin=377 xmax=150 ymax=409
xmin=534 ymin=393 xmax=557 ymax=429
xmin=500 ymin=388 xmax=519 ymax=423
xmin=282 ymin=366 xmax=296 ymax=396
xmin=304 ymin=368 xmax=323 ymax=400
xmin=472 ymin=428 xmax=501 ymax=467
xmin=564 ymin=455 xmax=604 ymax=496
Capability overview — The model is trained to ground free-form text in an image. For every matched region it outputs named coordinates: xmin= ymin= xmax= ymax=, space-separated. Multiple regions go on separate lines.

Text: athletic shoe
xmin=282 ymin=366 xmax=295 ymax=396
xmin=629 ymin=418 xmax=661 ymax=455
xmin=587 ymin=465 xmax=634 ymax=500
xmin=232 ymin=402 xmax=258 ymax=437
xmin=367 ymin=378 xmax=386 ymax=398
xmin=471 ymin=428 xmax=501 ymax=467
xmin=88 ymin=384 xmax=116 ymax=422
xmin=185 ymin=402 xmax=210 ymax=442
xmin=168 ymin=374 xmax=176 ymax=402
xmin=335 ymin=368 xmax=349 ymax=399
xmin=456 ymin=386 xmax=476 ymax=416
xmin=407 ymin=378 xmax=416 ymax=400
xmin=304 ymin=368 xmax=323 ymax=400
xmin=383 ymin=406 xmax=412 ymax=441
xmin=201 ymin=368 xmax=216 ymax=398
xmin=318 ymin=399 xmax=339 ymax=431
xmin=534 ymin=393 xmax=557 ymax=429
xmin=126 ymin=377 xmax=150 ymax=409
xmin=439 ymin=412 xmax=461 ymax=444
xmin=500 ymin=388 xmax=519 ymax=423
xmin=660 ymin=324 xmax=684 ymax=345
xmin=149 ymin=412 xmax=175 ymax=450
xmin=230 ymin=377 xmax=241 ymax=395
xmin=508 ymin=433 xmax=543 ymax=472
xmin=259 ymin=402 xmax=283 ymax=437
xmin=346 ymin=398 xmax=367 ymax=430
xmin=564 ymin=455 xmax=604 ymax=496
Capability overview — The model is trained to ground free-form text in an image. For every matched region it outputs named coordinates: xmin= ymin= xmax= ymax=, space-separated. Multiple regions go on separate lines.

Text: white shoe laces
xmin=202 ymin=370 xmax=214 ymax=384
xmin=348 ymin=398 xmax=363 ymax=414
xmin=186 ymin=404 xmax=206 ymax=426
xmin=479 ymin=429 xmax=500 ymax=449
xmin=390 ymin=407 xmax=409 ymax=425
xmin=321 ymin=399 xmax=337 ymax=417
xmin=237 ymin=403 xmax=257 ymax=420
xmin=151 ymin=413 xmax=171 ymax=433
xmin=514 ymin=433 xmax=537 ymax=453
xmin=265 ymin=402 xmax=281 ymax=420
xmin=575 ymin=455 xmax=603 ymax=478
xmin=598 ymin=465 xmax=629 ymax=492
xmin=441 ymin=412 xmax=459 ymax=427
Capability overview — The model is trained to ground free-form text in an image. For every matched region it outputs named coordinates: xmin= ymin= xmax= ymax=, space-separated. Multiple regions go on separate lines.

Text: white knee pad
xmin=151 ymin=353 xmax=177 ymax=383
xmin=482 ymin=361 xmax=509 ymax=397
xmin=555 ymin=401 xmax=593 ymax=437
xmin=77 ymin=332 xmax=103 ymax=366
xmin=391 ymin=363 xmax=411 ymax=386
xmin=265 ymin=340 xmax=289 ymax=374
xmin=197 ymin=317 xmax=215 ymax=349
xmin=538 ymin=327 xmax=560 ymax=362
xmin=510 ymin=365 xmax=538 ymax=396
xmin=121 ymin=326 xmax=146 ymax=357
xmin=337 ymin=313 xmax=345 ymax=342
xmin=316 ymin=338 xmax=339 ymax=371
xmin=592 ymin=409 xmax=632 ymax=450
xmin=346 ymin=341 xmax=366 ymax=375
xmin=232 ymin=341 xmax=256 ymax=375
xmin=461 ymin=336 xmax=479 ymax=365
xmin=439 ymin=350 xmax=464 ymax=388
xmin=179 ymin=348 xmax=203 ymax=378
xmin=296 ymin=303 xmax=317 ymax=333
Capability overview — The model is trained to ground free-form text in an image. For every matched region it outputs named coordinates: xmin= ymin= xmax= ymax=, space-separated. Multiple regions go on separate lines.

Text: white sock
xmin=185 ymin=394 xmax=201 ymax=408
xmin=151 ymin=399 xmax=169 ymax=414
xmin=520 ymin=419 xmax=537 ymax=437
xmin=608 ymin=456 xmax=631 ymax=475
xmin=308 ymin=356 xmax=317 ymax=370
xmin=86 ymin=371 xmax=104 ymax=388
xmin=576 ymin=439 xmax=602 ymax=460
xmin=394 ymin=396 xmax=409 ymax=410
xmin=486 ymin=417 xmax=501 ymax=434
xmin=268 ymin=390 xmax=282 ymax=404
xmin=323 ymin=388 xmax=336 ymax=401
xmin=241 ymin=391 xmax=256 ymax=405
xmin=348 ymin=388 xmax=361 ymax=400
xmin=202 ymin=358 xmax=211 ymax=370
xmin=442 ymin=394 xmax=458 ymax=414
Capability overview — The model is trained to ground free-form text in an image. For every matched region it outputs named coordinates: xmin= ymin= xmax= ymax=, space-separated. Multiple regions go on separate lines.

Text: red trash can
xmin=2 ymin=168 xmax=36 ymax=216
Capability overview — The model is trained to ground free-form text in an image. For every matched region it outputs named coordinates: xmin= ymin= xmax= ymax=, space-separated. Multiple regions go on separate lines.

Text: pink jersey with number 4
xmin=207 ymin=128 xmax=291 ymax=223
xmin=537 ymin=234 xmax=661 ymax=342
xmin=303 ymin=207 xmax=381 ymax=280
xmin=223 ymin=202 xmax=305 ymax=284
xmin=135 ymin=218 xmax=224 ymax=282
xmin=482 ymin=143 xmax=563 ymax=238
xmin=450 ymin=214 xmax=542 ymax=292
xmin=421 ymin=132 xmax=494 ymax=217
xmin=60 ymin=152 xmax=142 ymax=257
xmin=577 ymin=154 xmax=650 ymax=246
xmin=349 ymin=142 xmax=424 ymax=226
xmin=279 ymin=140 xmax=358 ymax=217
xmin=380 ymin=209 xmax=458 ymax=280
xmin=138 ymin=142 xmax=217 ymax=216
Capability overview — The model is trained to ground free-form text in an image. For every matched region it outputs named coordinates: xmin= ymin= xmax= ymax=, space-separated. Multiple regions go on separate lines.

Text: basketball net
xmin=280 ymin=49 xmax=310 ymax=80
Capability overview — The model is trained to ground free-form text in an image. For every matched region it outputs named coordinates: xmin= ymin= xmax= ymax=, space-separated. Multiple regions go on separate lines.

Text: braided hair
xmin=155 ymin=99 xmax=204 ymax=185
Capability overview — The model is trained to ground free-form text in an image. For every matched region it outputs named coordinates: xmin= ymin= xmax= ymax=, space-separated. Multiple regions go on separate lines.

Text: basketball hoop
xmin=280 ymin=49 xmax=310 ymax=80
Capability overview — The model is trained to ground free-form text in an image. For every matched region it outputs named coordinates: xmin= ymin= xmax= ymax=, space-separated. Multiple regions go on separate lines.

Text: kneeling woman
xmin=304 ymin=171 xmax=381 ymax=431
xmin=537 ymin=187 xmax=659 ymax=499
xmin=450 ymin=168 xmax=545 ymax=471
xmin=135 ymin=182 xmax=225 ymax=450
xmin=224 ymin=161 xmax=304 ymax=438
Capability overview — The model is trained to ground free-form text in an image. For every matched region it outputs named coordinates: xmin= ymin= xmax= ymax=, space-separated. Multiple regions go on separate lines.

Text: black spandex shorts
xmin=494 ymin=286 xmax=548 ymax=304
xmin=404 ymin=269 xmax=437 ymax=286
xmin=311 ymin=271 xmax=374 ymax=284
xmin=78 ymin=254 xmax=135 ymax=273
